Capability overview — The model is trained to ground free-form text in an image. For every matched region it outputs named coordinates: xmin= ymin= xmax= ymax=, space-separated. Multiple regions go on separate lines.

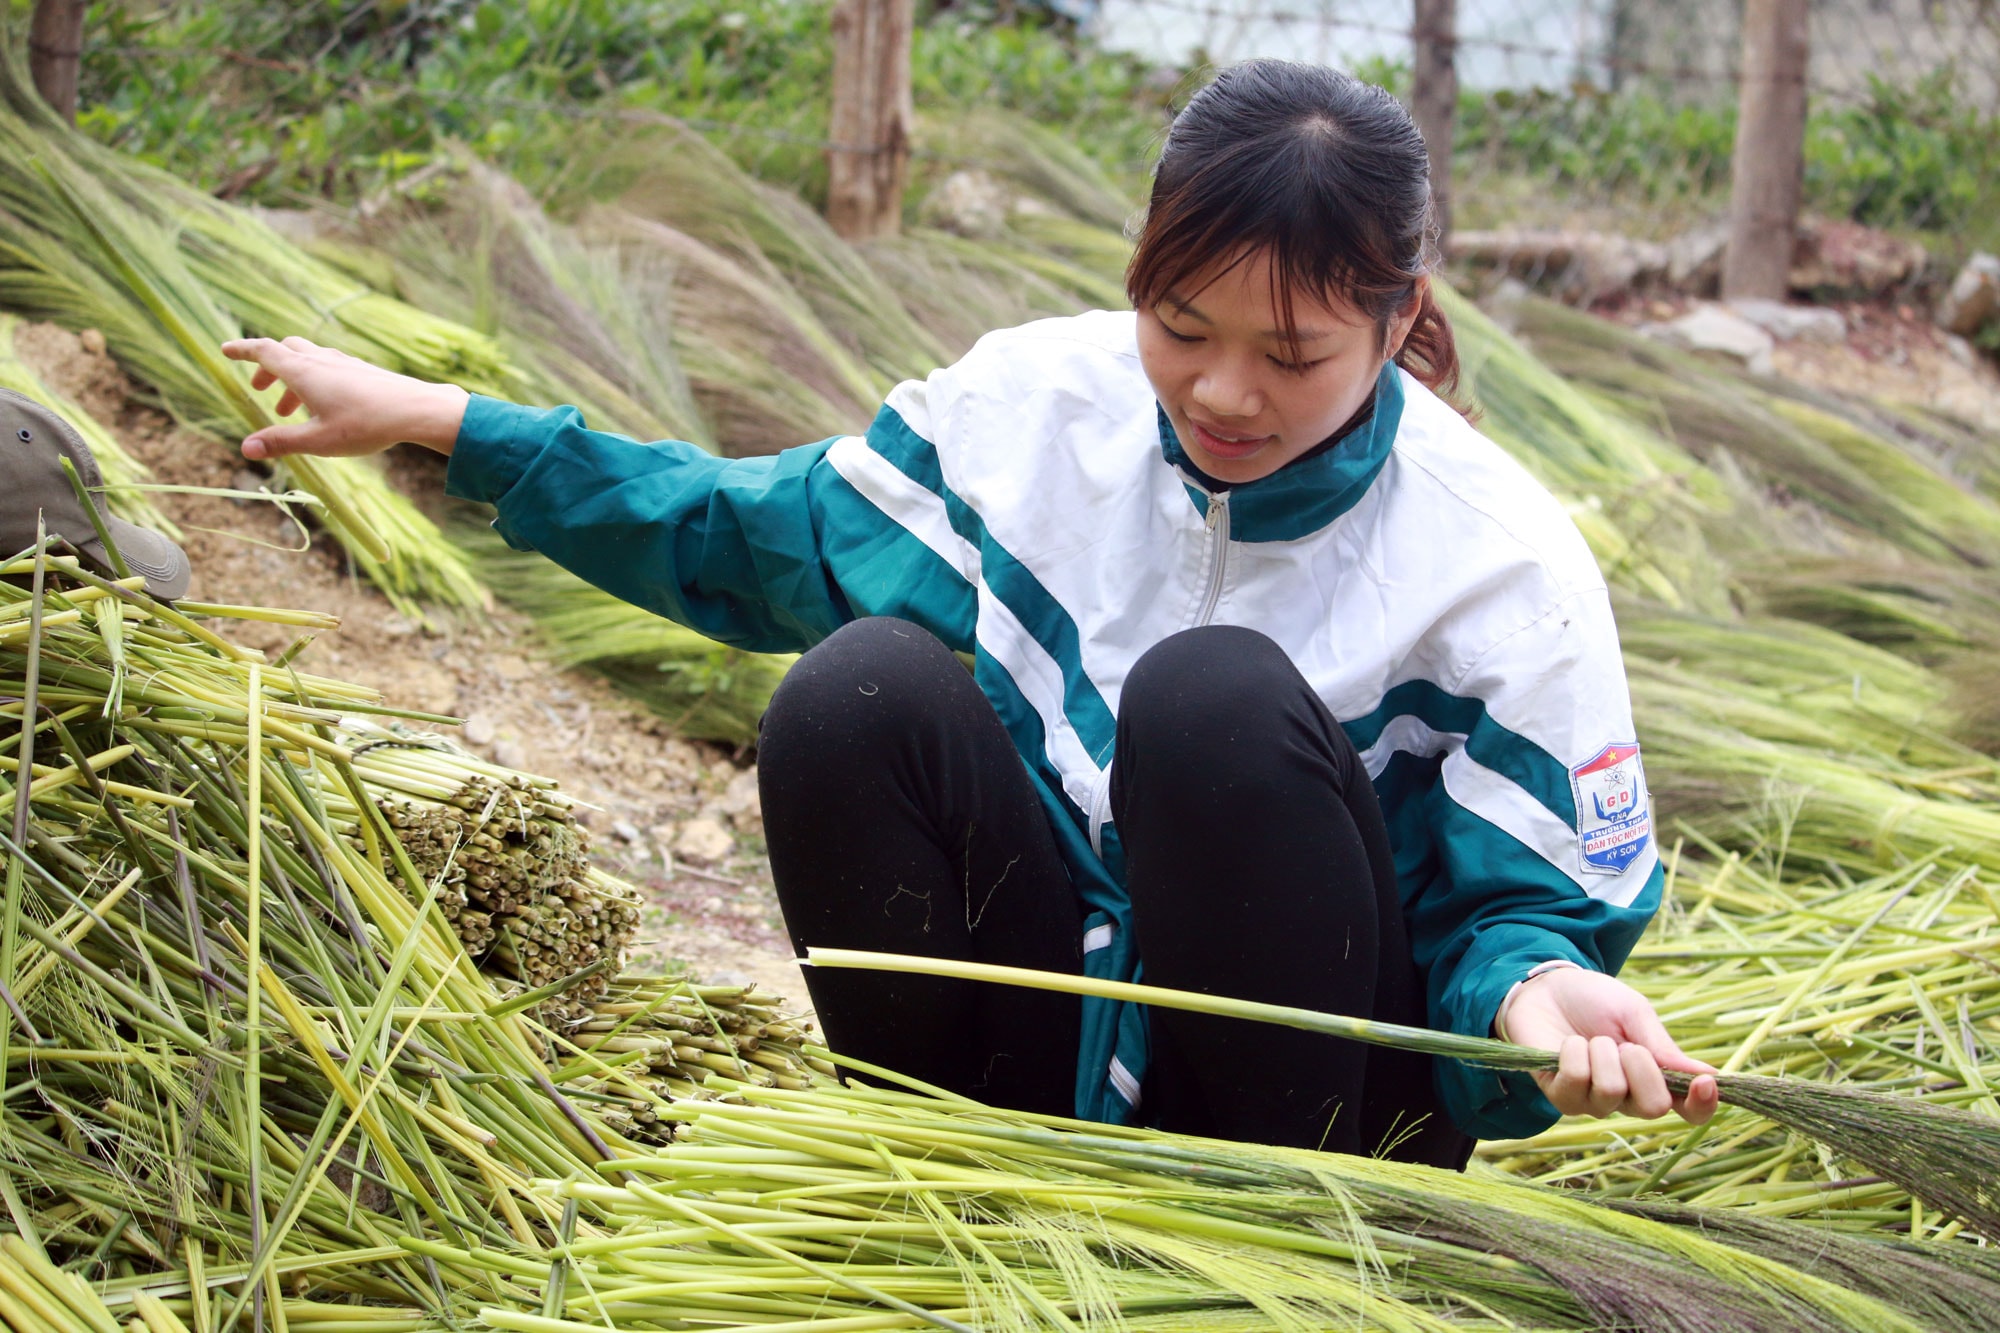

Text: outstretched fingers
xmin=241 ymin=420 xmax=328 ymax=460
xmin=222 ymin=338 xmax=325 ymax=457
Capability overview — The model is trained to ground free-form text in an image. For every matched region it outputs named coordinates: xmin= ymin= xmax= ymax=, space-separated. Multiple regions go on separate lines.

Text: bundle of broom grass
xmin=0 ymin=33 xmax=488 ymax=615
xmin=567 ymin=119 xmax=949 ymax=392
xmin=318 ymin=721 xmax=643 ymax=1021
xmin=1487 ymin=840 xmax=2000 ymax=1239
xmin=0 ymin=541 xmax=829 ymax=1324
xmin=7 ymin=540 xmax=1999 ymax=1329
xmin=355 ymin=155 xmax=712 ymax=453
xmin=1507 ymin=295 xmax=2000 ymax=572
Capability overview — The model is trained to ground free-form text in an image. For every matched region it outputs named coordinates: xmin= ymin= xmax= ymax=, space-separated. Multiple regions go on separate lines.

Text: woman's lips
xmin=1191 ymin=418 xmax=1273 ymax=461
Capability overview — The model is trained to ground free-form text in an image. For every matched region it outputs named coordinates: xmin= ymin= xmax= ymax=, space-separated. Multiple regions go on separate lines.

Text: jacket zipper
xmin=1092 ymin=489 xmax=1232 ymax=858
xmin=1195 ymin=490 xmax=1231 ymax=625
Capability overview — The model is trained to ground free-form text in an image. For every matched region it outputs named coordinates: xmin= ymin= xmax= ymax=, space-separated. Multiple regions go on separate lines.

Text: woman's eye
xmin=1162 ymin=325 xmax=1202 ymax=344
xmin=1270 ymin=356 xmax=1325 ymax=375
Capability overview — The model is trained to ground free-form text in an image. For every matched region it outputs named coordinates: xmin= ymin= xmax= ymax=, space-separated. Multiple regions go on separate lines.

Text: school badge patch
xmin=1571 ymin=742 xmax=1651 ymax=875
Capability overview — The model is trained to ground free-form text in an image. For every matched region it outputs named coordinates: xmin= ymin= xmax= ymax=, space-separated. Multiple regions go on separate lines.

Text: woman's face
xmin=1136 ymin=248 xmax=1421 ymax=486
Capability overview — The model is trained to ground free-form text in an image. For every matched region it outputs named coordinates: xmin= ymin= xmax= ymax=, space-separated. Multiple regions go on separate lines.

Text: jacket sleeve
xmin=1400 ymin=586 xmax=1663 ymax=1141
xmin=444 ymin=395 xmax=979 ymax=655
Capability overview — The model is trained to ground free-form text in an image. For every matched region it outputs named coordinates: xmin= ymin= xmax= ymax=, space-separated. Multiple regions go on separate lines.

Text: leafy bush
xmin=50 ymin=0 xmax=1167 ymax=210
xmin=1441 ymin=61 xmax=2000 ymax=252
xmin=1805 ymin=69 xmax=2000 ymax=240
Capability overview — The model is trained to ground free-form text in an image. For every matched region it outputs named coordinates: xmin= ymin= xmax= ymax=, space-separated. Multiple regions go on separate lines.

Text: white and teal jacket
xmin=446 ymin=310 xmax=1663 ymax=1141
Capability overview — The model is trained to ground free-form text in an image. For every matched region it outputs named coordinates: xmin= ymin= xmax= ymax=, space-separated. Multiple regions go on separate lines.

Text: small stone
xmin=1943 ymin=334 xmax=1979 ymax=369
xmin=611 ymin=820 xmax=642 ymax=844
xmin=700 ymin=895 xmax=725 ymax=914
xmin=230 ymin=467 xmax=267 ymax=498
xmin=707 ymin=971 xmax=748 ymax=988
xmin=921 ymin=169 xmax=1012 ymax=239
xmin=380 ymin=615 xmax=418 ymax=638
xmin=462 ymin=712 xmax=496 ymax=747
xmin=1937 ymin=252 xmax=2000 ymax=338
xmin=718 ymin=768 xmax=761 ymax=819
xmin=674 ymin=816 xmax=735 ymax=865
xmin=1665 ymin=223 xmax=1729 ymax=296
xmin=1643 ymin=303 xmax=1775 ymax=375
xmin=1726 ymin=298 xmax=1846 ymax=344
xmin=492 ymin=739 xmax=526 ymax=771
xmin=78 ymin=328 xmax=107 ymax=356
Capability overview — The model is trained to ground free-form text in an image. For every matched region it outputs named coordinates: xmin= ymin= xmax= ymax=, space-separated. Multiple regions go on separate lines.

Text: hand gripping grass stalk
xmin=1485 ymin=846 xmax=2000 ymax=1237
xmin=805 ymin=946 xmax=2000 ymax=1240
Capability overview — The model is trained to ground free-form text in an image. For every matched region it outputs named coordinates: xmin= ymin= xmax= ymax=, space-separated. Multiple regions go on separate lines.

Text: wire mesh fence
xmin=58 ymin=0 xmax=2000 ymax=305
xmin=1079 ymin=0 xmax=2000 ymax=286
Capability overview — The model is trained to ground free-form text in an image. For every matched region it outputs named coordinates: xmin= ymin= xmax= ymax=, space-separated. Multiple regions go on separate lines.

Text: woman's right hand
xmin=221 ymin=336 xmax=470 ymax=460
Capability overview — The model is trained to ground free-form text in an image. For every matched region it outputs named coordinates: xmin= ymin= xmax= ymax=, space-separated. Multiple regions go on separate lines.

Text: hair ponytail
xmin=1395 ymin=282 xmax=1462 ymax=405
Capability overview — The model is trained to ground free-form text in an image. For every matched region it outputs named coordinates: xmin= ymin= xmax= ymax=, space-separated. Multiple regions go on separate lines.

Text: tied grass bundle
xmin=317 ymin=722 xmax=643 ymax=1020
xmin=806 ymin=947 xmax=2000 ymax=1243
xmin=1444 ymin=284 xmax=1733 ymax=614
xmin=570 ymin=119 xmax=948 ymax=392
xmin=0 ymin=551 xmax=823 ymax=1324
xmin=364 ymin=156 xmax=712 ymax=452
xmin=561 ymin=976 xmax=834 ymax=1141
xmin=1507 ymin=295 xmax=2000 ymax=573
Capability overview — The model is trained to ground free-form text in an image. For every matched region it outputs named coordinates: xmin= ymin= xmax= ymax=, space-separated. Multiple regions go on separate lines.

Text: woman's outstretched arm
xmin=221 ymin=336 xmax=977 ymax=657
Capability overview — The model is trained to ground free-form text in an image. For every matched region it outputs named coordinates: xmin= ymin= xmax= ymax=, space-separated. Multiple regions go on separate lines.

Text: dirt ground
xmin=11 ymin=321 xmax=809 ymax=1007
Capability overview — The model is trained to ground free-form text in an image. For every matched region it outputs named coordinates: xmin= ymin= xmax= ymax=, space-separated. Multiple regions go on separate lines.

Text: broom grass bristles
xmin=807 ymin=946 xmax=2000 ymax=1242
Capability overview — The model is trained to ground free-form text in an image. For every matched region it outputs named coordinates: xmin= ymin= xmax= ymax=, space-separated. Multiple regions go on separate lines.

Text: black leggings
xmin=758 ymin=617 xmax=1472 ymax=1167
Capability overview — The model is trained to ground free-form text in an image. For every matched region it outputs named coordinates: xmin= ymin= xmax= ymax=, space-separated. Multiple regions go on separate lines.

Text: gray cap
xmin=0 ymin=388 xmax=191 ymax=600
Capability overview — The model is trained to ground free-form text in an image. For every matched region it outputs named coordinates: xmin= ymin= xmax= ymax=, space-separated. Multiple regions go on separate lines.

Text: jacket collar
xmin=1157 ymin=362 xmax=1406 ymax=543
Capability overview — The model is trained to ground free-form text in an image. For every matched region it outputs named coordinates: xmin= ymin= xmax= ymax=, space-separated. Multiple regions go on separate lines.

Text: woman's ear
xmin=1389 ymin=275 xmax=1430 ymax=360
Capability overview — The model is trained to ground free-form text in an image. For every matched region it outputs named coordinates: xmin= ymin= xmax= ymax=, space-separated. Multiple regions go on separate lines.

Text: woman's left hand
xmin=1500 ymin=968 xmax=1720 ymax=1124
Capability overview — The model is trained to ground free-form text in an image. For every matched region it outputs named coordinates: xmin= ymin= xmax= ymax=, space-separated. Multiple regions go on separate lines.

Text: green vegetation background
xmin=12 ymin=1 xmax=2000 ymax=257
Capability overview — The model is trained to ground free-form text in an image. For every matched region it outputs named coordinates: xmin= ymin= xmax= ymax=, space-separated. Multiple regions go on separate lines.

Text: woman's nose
xmin=1191 ymin=360 xmax=1260 ymax=419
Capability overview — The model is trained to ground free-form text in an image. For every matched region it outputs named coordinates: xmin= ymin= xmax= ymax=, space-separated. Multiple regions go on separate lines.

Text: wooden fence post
xmin=827 ymin=0 xmax=916 ymax=242
xmin=1722 ymin=0 xmax=1810 ymax=300
xmin=28 ymin=0 xmax=89 ymax=124
xmin=1411 ymin=0 xmax=1458 ymax=242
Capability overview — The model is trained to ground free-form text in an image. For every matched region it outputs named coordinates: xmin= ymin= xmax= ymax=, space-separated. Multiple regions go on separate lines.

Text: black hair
xmin=1126 ymin=59 xmax=1459 ymax=401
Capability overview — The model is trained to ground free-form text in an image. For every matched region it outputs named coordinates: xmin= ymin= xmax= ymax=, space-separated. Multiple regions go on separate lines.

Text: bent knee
xmin=762 ymin=617 xmax=962 ymax=744
xmin=1120 ymin=626 xmax=1304 ymax=745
